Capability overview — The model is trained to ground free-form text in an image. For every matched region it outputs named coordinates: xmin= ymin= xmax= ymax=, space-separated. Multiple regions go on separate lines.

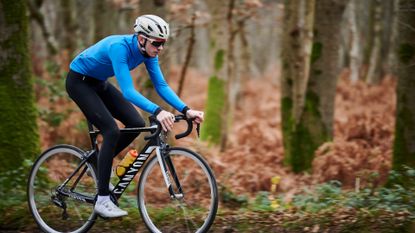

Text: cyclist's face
xmin=138 ymin=35 xmax=166 ymax=57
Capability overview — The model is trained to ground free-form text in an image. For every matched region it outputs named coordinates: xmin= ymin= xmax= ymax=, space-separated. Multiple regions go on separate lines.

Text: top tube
xmin=88 ymin=125 xmax=158 ymax=135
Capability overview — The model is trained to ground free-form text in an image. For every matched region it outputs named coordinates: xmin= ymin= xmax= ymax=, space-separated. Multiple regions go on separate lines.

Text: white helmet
xmin=134 ymin=15 xmax=170 ymax=40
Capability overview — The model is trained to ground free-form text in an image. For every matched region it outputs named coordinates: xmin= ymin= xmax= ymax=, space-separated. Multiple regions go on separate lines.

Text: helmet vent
xmin=140 ymin=25 xmax=150 ymax=34
xmin=147 ymin=25 xmax=154 ymax=32
xmin=156 ymin=25 xmax=163 ymax=33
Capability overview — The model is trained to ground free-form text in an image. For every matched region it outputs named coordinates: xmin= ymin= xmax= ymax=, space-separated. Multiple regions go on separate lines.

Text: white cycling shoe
xmin=94 ymin=200 xmax=128 ymax=218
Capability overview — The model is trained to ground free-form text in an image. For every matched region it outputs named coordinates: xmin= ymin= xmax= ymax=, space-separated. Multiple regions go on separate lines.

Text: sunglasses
xmin=141 ymin=35 xmax=166 ymax=48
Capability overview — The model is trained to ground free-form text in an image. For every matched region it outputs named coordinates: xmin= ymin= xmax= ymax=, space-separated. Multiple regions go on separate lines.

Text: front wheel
xmin=138 ymin=147 xmax=218 ymax=233
xmin=27 ymin=145 xmax=98 ymax=233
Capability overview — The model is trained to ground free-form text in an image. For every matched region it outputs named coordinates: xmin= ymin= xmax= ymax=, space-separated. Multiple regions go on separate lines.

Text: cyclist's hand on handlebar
xmin=156 ymin=110 xmax=175 ymax=131
xmin=186 ymin=109 xmax=204 ymax=124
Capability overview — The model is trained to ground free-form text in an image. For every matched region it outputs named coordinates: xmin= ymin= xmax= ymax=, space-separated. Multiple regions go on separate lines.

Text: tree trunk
xmin=177 ymin=13 xmax=196 ymax=98
xmin=222 ymin=0 xmax=237 ymax=150
xmin=291 ymin=0 xmax=348 ymax=173
xmin=0 ymin=1 xmax=40 ymax=172
xmin=281 ymin=0 xmax=315 ymax=171
xmin=362 ymin=0 xmax=375 ymax=78
xmin=94 ymin=0 xmax=107 ymax=42
xmin=238 ymin=20 xmax=251 ymax=82
xmin=347 ymin=0 xmax=361 ymax=83
xmin=235 ymin=19 xmax=252 ymax=109
xmin=201 ymin=75 xmax=226 ymax=145
xmin=76 ymin=0 xmax=95 ymax=46
xmin=201 ymin=0 xmax=228 ymax=149
xmin=366 ymin=0 xmax=383 ymax=84
xmin=201 ymin=50 xmax=227 ymax=148
xmin=382 ymin=0 xmax=398 ymax=76
xmin=27 ymin=0 xmax=58 ymax=55
xmin=60 ymin=0 xmax=77 ymax=60
xmin=392 ymin=0 xmax=415 ymax=179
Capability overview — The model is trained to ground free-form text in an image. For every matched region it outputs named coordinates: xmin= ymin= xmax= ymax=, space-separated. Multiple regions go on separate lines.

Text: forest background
xmin=1 ymin=0 xmax=415 ymax=232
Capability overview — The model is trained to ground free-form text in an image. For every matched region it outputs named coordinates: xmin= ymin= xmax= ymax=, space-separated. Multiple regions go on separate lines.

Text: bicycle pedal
xmin=62 ymin=209 xmax=69 ymax=220
xmin=97 ymin=214 xmax=109 ymax=220
xmin=96 ymin=213 xmax=125 ymax=220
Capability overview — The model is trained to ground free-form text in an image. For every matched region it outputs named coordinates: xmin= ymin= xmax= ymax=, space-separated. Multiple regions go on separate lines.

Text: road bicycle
xmin=27 ymin=115 xmax=218 ymax=233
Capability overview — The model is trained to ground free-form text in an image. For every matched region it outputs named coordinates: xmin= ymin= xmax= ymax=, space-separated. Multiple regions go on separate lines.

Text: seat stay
xmin=57 ymin=156 xmax=90 ymax=191
xmin=53 ymin=155 xmax=96 ymax=205
xmin=69 ymin=165 xmax=89 ymax=191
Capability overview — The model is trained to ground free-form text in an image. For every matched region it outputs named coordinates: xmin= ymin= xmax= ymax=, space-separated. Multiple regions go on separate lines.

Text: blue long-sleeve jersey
xmin=70 ymin=34 xmax=186 ymax=114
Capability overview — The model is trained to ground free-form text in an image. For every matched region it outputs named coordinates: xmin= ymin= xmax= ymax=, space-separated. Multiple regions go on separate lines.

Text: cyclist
xmin=65 ymin=14 xmax=204 ymax=218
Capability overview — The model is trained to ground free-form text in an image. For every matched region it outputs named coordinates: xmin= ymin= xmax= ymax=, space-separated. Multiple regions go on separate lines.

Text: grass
xmin=2 ymin=164 xmax=415 ymax=232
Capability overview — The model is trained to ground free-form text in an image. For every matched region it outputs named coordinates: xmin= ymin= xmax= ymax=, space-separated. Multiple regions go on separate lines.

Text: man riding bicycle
xmin=65 ymin=14 xmax=204 ymax=218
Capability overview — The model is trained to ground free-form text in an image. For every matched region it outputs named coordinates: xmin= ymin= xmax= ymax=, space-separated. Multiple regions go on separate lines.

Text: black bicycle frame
xmin=57 ymin=116 xmax=192 ymax=204
xmin=87 ymin=121 xmax=164 ymax=199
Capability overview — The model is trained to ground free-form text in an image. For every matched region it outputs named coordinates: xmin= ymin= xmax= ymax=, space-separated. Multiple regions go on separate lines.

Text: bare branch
xmin=177 ymin=13 xmax=197 ymax=97
xmin=27 ymin=0 xmax=58 ymax=55
xmin=397 ymin=19 xmax=415 ymax=33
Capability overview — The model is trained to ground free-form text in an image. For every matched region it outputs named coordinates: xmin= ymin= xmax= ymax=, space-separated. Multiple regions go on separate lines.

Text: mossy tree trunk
xmin=0 ymin=1 xmax=40 ymax=173
xmin=392 ymin=0 xmax=415 ymax=179
xmin=201 ymin=75 xmax=226 ymax=145
xmin=201 ymin=51 xmax=227 ymax=149
xmin=281 ymin=0 xmax=315 ymax=172
xmin=290 ymin=0 xmax=348 ymax=173
xmin=201 ymin=0 xmax=228 ymax=149
xmin=201 ymin=49 xmax=226 ymax=145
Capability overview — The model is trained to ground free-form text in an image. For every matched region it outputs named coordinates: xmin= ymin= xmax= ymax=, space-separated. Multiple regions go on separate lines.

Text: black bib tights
xmin=66 ymin=70 xmax=145 ymax=196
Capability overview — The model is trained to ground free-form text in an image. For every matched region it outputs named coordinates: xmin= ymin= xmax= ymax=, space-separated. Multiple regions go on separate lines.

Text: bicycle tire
xmin=27 ymin=144 xmax=98 ymax=233
xmin=137 ymin=147 xmax=218 ymax=233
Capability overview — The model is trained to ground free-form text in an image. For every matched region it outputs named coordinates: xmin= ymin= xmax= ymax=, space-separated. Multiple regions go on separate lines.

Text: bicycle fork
xmin=155 ymin=147 xmax=184 ymax=200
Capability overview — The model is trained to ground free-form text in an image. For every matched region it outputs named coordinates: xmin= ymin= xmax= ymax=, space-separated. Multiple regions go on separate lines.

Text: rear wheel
xmin=138 ymin=147 xmax=218 ymax=233
xmin=27 ymin=145 xmax=98 ymax=233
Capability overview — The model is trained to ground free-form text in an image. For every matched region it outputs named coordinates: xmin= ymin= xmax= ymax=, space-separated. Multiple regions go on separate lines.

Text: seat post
xmin=87 ymin=121 xmax=98 ymax=150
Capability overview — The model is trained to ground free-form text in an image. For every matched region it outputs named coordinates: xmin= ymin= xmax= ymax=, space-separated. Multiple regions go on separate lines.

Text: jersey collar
xmin=135 ymin=34 xmax=152 ymax=58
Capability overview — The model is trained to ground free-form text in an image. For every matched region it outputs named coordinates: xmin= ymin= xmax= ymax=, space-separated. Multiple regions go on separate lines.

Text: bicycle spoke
xmin=177 ymin=200 xmax=200 ymax=233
